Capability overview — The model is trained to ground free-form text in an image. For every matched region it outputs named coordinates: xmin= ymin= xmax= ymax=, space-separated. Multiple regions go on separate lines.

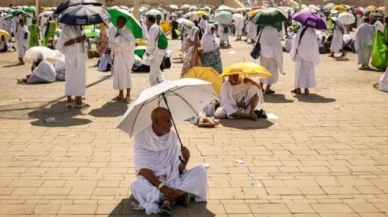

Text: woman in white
xmin=112 ymin=16 xmax=135 ymax=103
xmin=201 ymin=24 xmax=223 ymax=73
xmin=290 ymin=26 xmax=320 ymax=94
xmin=181 ymin=27 xmax=201 ymax=77
xmin=56 ymin=25 xmax=88 ymax=108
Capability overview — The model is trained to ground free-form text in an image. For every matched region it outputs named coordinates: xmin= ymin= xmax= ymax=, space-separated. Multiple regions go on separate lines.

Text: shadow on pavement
xmin=334 ymin=57 xmax=349 ymax=61
xmin=108 ymin=196 xmax=215 ymax=217
xmin=28 ymin=101 xmax=92 ymax=127
xmin=219 ymin=119 xmax=273 ymax=130
xmin=3 ymin=63 xmax=23 ymax=68
xmin=263 ymin=93 xmax=294 ymax=103
xmin=89 ymin=101 xmax=128 ymax=118
xmin=294 ymin=93 xmax=336 ymax=103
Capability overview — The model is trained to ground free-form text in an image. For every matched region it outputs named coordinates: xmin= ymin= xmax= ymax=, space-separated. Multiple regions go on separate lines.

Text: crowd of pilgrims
xmin=0 ymin=3 xmax=388 ymax=107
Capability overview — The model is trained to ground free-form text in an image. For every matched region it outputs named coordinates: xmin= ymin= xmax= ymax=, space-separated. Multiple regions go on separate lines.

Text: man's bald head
xmin=151 ymin=107 xmax=172 ymax=136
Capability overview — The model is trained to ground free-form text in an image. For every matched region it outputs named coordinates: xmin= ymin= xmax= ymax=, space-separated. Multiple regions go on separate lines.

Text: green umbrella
xmin=134 ymin=46 xmax=147 ymax=58
xmin=23 ymin=6 xmax=36 ymax=13
xmin=250 ymin=8 xmax=288 ymax=25
xmin=108 ymin=6 xmax=143 ymax=39
xmin=145 ymin=9 xmax=163 ymax=16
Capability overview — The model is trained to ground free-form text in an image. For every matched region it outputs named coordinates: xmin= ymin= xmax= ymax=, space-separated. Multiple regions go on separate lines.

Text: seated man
xmin=187 ymin=100 xmax=220 ymax=128
xmin=54 ymin=58 xmax=65 ymax=81
xmin=0 ymin=35 xmax=9 ymax=53
xmin=97 ymin=48 xmax=112 ymax=72
xmin=130 ymin=107 xmax=207 ymax=217
xmin=215 ymin=74 xmax=266 ymax=120
xmin=18 ymin=53 xmax=56 ymax=84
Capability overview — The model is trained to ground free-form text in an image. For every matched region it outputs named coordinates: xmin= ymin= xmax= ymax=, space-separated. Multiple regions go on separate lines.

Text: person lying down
xmin=187 ymin=100 xmax=220 ymax=128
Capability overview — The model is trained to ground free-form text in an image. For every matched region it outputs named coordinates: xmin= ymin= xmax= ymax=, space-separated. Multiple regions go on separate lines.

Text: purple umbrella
xmin=292 ymin=11 xmax=327 ymax=30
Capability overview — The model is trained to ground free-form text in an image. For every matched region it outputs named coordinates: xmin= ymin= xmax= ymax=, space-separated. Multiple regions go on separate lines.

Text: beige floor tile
xmin=0 ymin=204 xmax=35 ymax=214
xmin=286 ymin=203 xmax=316 ymax=213
xmin=347 ymin=203 xmax=380 ymax=213
xmin=32 ymin=205 xmax=60 ymax=214
xmin=224 ymin=204 xmax=251 ymax=214
xmin=57 ymin=204 xmax=97 ymax=214
xmin=249 ymin=204 xmax=290 ymax=213
xmin=311 ymin=204 xmax=354 ymax=213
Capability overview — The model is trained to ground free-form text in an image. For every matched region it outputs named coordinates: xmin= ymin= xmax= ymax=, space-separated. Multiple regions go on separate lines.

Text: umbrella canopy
xmin=170 ymin=4 xmax=178 ymax=10
xmin=23 ymin=6 xmax=36 ymax=13
xmin=250 ymin=8 xmax=288 ymax=25
xmin=292 ymin=11 xmax=327 ymax=30
xmin=331 ymin=5 xmax=347 ymax=12
xmin=177 ymin=18 xmax=195 ymax=28
xmin=378 ymin=7 xmax=385 ymax=12
xmin=24 ymin=46 xmax=56 ymax=60
xmin=337 ymin=12 xmax=355 ymax=25
xmin=366 ymin=5 xmax=377 ymax=11
xmin=216 ymin=5 xmax=234 ymax=13
xmin=139 ymin=6 xmax=148 ymax=12
xmin=39 ymin=11 xmax=54 ymax=17
xmin=330 ymin=17 xmax=345 ymax=29
xmin=160 ymin=21 xmax=172 ymax=33
xmin=248 ymin=9 xmax=260 ymax=18
xmin=117 ymin=78 xmax=217 ymax=137
xmin=108 ymin=6 xmax=142 ymax=39
xmin=134 ymin=45 xmax=147 ymax=57
xmin=182 ymin=67 xmax=223 ymax=94
xmin=145 ymin=9 xmax=163 ymax=16
xmin=120 ymin=5 xmax=130 ymax=11
xmin=0 ymin=29 xmax=10 ymax=40
xmin=214 ymin=11 xmax=233 ymax=25
xmin=59 ymin=5 xmax=109 ymax=26
xmin=193 ymin=11 xmax=209 ymax=17
xmin=220 ymin=62 xmax=271 ymax=78
xmin=43 ymin=7 xmax=53 ymax=12
xmin=180 ymin=4 xmax=190 ymax=10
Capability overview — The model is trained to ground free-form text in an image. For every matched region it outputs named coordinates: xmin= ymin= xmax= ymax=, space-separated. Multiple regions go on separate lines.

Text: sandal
xmin=291 ymin=89 xmax=302 ymax=94
xmin=74 ymin=103 xmax=90 ymax=109
xmin=176 ymin=193 xmax=190 ymax=207
xmin=112 ymin=96 xmax=124 ymax=101
xmin=66 ymin=103 xmax=74 ymax=108
xmin=265 ymin=90 xmax=275 ymax=94
xmin=159 ymin=201 xmax=172 ymax=217
xmin=122 ymin=96 xmax=132 ymax=104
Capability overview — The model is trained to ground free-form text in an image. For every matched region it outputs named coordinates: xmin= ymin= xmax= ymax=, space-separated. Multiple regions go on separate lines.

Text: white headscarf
xmin=201 ymin=24 xmax=218 ymax=52
xmin=188 ymin=26 xmax=199 ymax=41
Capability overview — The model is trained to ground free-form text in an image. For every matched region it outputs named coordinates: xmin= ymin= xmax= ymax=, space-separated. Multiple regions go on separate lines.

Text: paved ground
xmin=0 ymin=35 xmax=388 ymax=217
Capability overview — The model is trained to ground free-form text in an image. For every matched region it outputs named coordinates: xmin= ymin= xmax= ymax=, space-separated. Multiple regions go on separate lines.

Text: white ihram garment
xmin=146 ymin=24 xmax=165 ymax=86
xmin=56 ymin=25 xmax=86 ymax=96
xmin=113 ymin=27 xmax=135 ymax=90
xmin=130 ymin=126 xmax=207 ymax=215
xmin=14 ymin=24 xmax=29 ymax=58
xmin=330 ymin=25 xmax=343 ymax=53
xmin=290 ymin=27 xmax=320 ymax=89
xmin=234 ymin=17 xmax=244 ymax=36
xmin=259 ymin=26 xmax=284 ymax=85
xmin=247 ymin=20 xmax=257 ymax=40
xmin=216 ymin=80 xmax=263 ymax=118
xmin=379 ymin=68 xmax=388 ymax=92
xmin=354 ymin=23 xmax=375 ymax=65
xmin=31 ymin=59 xmax=56 ymax=82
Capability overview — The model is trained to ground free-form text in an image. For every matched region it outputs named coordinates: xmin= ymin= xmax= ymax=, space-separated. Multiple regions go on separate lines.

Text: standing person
xmin=246 ymin=20 xmax=257 ymax=43
xmin=170 ymin=15 xmax=178 ymax=39
xmin=14 ymin=19 xmax=29 ymax=65
xmin=112 ymin=17 xmax=135 ymax=103
xmin=218 ymin=23 xmax=230 ymax=47
xmin=259 ymin=23 xmax=284 ymax=94
xmin=290 ymin=26 xmax=320 ymax=95
xmin=201 ymin=24 xmax=223 ymax=73
xmin=97 ymin=22 xmax=109 ymax=57
xmin=354 ymin=18 xmax=375 ymax=70
xmin=42 ymin=17 xmax=56 ymax=46
xmin=329 ymin=22 xmax=345 ymax=57
xmin=234 ymin=14 xmax=244 ymax=41
xmin=145 ymin=15 xmax=166 ymax=86
xmin=28 ymin=18 xmax=40 ymax=48
xmin=181 ymin=27 xmax=201 ymax=77
xmin=56 ymin=25 xmax=88 ymax=108
xmin=199 ymin=15 xmax=208 ymax=34
xmin=108 ymin=21 xmax=117 ymax=48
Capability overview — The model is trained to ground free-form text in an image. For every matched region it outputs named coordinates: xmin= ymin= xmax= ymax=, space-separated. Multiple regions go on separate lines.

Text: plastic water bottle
xmin=44 ymin=117 xmax=56 ymax=123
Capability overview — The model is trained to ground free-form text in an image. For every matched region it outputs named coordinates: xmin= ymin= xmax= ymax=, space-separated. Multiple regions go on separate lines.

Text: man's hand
xmin=181 ymin=146 xmax=190 ymax=162
xmin=237 ymin=100 xmax=246 ymax=108
xmin=160 ymin=186 xmax=180 ymax=200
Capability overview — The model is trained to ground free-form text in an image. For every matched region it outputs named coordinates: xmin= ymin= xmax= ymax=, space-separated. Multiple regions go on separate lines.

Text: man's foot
xmin=122 ymin=96 xmax=132 ymax=104
xmin=159 ymin=200 xmax=172 ymax=217
xmin=265 ymin=90 xmax=275 ymax=94
xmin=112 ymin=96 xmax=124 ymax=101
xmin=304 ymin=89 xmax=310 ymax=95
xmin=328 ymin=54 xmax=334 ymax=58
xmin=291 ymin=89 xmax=302 ymax=94
xmin=176 ymin=193 xmax=190 ymax=207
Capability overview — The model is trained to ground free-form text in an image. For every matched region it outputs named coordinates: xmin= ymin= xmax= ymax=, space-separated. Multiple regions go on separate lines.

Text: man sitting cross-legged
xmin=130 ymin=107 xmax=207 ymax=217
xmin=215 ymin=74 xmax=266 ymax=120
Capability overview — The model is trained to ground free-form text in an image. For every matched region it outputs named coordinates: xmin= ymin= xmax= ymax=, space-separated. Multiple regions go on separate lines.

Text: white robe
xmin=373 ymin=21 xmax=384 ymax=33
xmin=32 ymin=59 xmax=56 ymax=82
xmin=56 ymin=25 xmax=86 ymax=97
xmin=247 ymin=21 xmax=257 ymax=40
xmin=55 ymin=58 xmax=66 ymax=81
xmin=146 ymin=24 xmax=165 ymax=86
xmin=330 ymin=25 xmax=343 ymax=53
xmin=112 ymin=27 xmax=135 ymax=90
xmin=218 ymin=24 xmax=229 ymax=42
xmin=379 ymin=68 xmax=388 ymax=92
xmin=234 ymin=17 xmax=244 ymax=36
xmin=108 ymin=23 xmax=117 ymax=48
xmin=130 ymin=126 xmax=207 ymax=215
xmin=199 ymin=19 xmax=208 ymax=33
xmin=217 ymin=80 xmax=263 ymax=118
xmin=354 ymin=23 xmax=375 ymax=65
xmin=97 ymin=53 xmax=112 ymax=72
xmin=259 ymin=26 xmax=283 ymax=85
xmin=14 ymin=24 xmax=29 ymax=58
xmin=290 ymin=27 xmax=320 ymax=89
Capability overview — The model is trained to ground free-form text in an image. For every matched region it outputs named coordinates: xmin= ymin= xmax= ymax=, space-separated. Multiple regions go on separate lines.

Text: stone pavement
xmin=0 ymin=36 xmax=388 ymax=217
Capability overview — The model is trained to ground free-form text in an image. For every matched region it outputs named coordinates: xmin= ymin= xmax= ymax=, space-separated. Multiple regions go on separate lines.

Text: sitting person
xmin=97 ymin=48 xmax=112 ymax=72
xmin=130 ymin=107 xmax=207 ymax=216
xmin=187 ymin=100 xmax=220 ymax=128
xmin=0 ymin=35 xmax=9 ymax=53
xmin=18 ymin=53 xmax=56 ymax=84
xmin=215 ymin=74 xmax=266 ymax=120
xmin=54 ymin=58 xmax=65 ymax=81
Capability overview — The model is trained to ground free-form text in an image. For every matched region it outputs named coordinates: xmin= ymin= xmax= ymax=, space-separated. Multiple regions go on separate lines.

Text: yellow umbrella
xmin=135 ymin=39 xmax=148 ymax=46
xmin=248 ymin=9 xmax=260 ymax=18
xmin=182 ymin=67 xmax=223 ymax=94
xmin=378 ymin=6 xmax=385 ymax=11
xmin=366 ymin=5 xmax=377 ymax=11
xmin=160 ymin=21 xmax=171 ymax=33
xmin=193 ymin=11 xmax=209 ymax=17
xmin=220 ymin=62 xmax=272 ymax=78
xmin=235 ymin=8 xmax=246 ymax=12
xmin=331 ymin=5 xmax=347 ymax=12
xmin=42 ymin=7 xmax=52 ymax=12
xmin=0 ymin=29 xmax=10 ymax=40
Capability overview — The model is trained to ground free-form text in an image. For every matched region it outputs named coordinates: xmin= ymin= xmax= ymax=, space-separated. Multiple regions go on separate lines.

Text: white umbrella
xmin=170 ymin=4 xmax=178 ymax=10
xmin=177 ymin=18 xmax=195 ymax=27
xmin=182 ymin=11 xmax=194 ymax=18
xmin=338 ymin=12 xmax=355 ymax=25
xmin=214 ymin=11 xmax=233 ymax=25
xmin=24 ymin=46 xmax=55 ymax=60
xmin=180 ymin=4 xmax=190 ymax=10
xmin=39 ymin=11 xmax=53 ymax=17
xmin=117 ymin=78 xmax=217 ymax=137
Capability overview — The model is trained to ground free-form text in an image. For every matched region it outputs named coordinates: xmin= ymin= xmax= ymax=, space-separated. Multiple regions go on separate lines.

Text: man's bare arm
xmin=138 ymin=169 xmax=162 ymax=187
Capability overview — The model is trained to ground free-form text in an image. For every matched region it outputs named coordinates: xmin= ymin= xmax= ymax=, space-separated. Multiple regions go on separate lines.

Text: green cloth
xmin=384 ymin=26 xmax=388 ymax=45
xmin=371 ymin=31 xmax=388 ymax=70
xmin=43 ymin=21 xmax=56 ymax=46
xmin=327 ymin=15 xmax=334 ymax=31
xmin=28 ymin=24 xmax=40 ymax=48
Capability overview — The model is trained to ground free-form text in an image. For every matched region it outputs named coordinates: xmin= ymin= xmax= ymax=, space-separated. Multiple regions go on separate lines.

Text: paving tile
xmin=311 ymin=204 xmax=354 ymax=213
xmin=249 ymin=204 xmax=290 ymax=214
xmin=32 ymin=205 xmax=60 ymax=215
xmin=286 ymin=203 xmax=316 ymax=213
xmin=57 ymin=205 xmax=97 ymax=214
xmin=347 ymin=203 xmax=380 ymax=213
xmin=224 ymin=204 xmax=251 ymax=214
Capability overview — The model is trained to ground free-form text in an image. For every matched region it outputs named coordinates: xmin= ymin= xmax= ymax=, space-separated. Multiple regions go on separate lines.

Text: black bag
xmin=223 ymin=26 xmax=229 ymax=33
xmin=250 ymin=30 xmax=263 ymax=59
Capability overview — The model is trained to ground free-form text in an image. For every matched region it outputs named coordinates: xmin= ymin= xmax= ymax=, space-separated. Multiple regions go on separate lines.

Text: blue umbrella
xmin=292 ymin=11 xmax=327 ymax=30
xmin=54 ymin=0 xmax=102 ymax=15
xmin=59 ymin=5 xmax=109 ymax=26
